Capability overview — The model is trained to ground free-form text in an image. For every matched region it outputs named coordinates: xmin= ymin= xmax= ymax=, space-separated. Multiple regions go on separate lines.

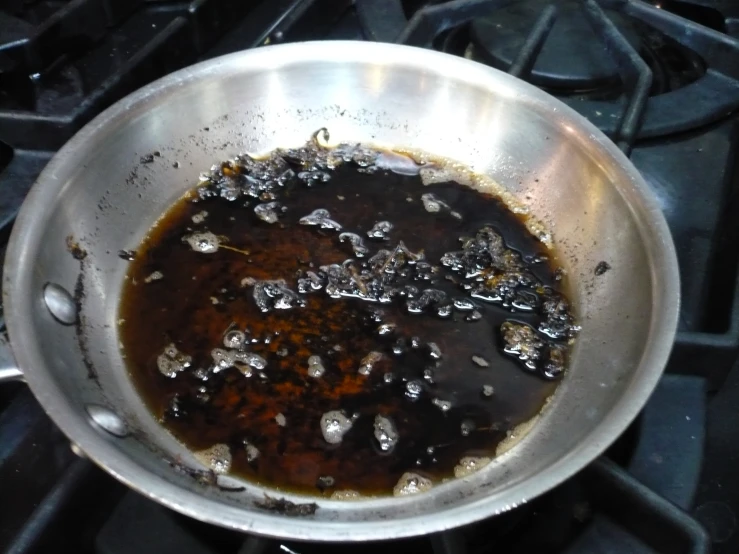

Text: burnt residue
xmin=119 ymin=139 xmax=577 ymax=497
xmin=595 ymin=261 xmax=611 ymax=276
xmin=73 ymin=267 xmax=85 ymax=311
xmin=140 ymin=152 xmax=161 ymax=164
xmin=126 ymin=167 xmax=139 ymax=186
xmin=167 ymin=458 xmax=246 ymax=491
xmin=75 ymin=284 xmax=97 ymax=381
xmin=66 ymin=234 xmax=98 ymax=382
xmin=169 ymin=459 xmax=217 ymax=485
xmin=66 ymin=235 xmax=87 ymax=260
xmin=255 ymin=495 xmax=319 ymax=516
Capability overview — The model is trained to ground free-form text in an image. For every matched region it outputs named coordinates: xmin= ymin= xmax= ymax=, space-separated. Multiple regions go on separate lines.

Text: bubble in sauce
xmin=253 ymin=280 xmax=306 ymax=312
xmin=297 ymin=270 xmax=325 ymax=294
xmin=466 ymin=310 xmax=483 ymax=322
xmin=191 ymin=210 xmax=208 ymax=224
xmin=405 ymin=380 xmax=423 ymax=399
xmin=500 ymin=321 xmax=544 ymax=370
xmin=453 ymin=297 xmax=476 ymax=311
xmin=338 ymin=232 xmax=370 ymax=257
xmin=254 ymin=201 xmax=285 ymax=224
xmin=307 ymin=355 xmax=326 ymax=378
xmin=156 ymin=343 xmax=191 ymax=377
xmin=210 ymin=348 xmax=265 ymax=376
xmin=223 ymin=329 xmax=246 ymax=349
xmin=432 ymin=398 xmax=452 ymax=412
xmin=377 ymin=323 xmax=397 ymax=336
xmin=358 ymin=351 xmax=384 ymax=375
xmin=406 ymin=288 xmax=446 ymax=314
xmin=194 ymin=443 xmax=232 ymax=474
xmin=461 ymin=419 xmax=475 ymax=436
xmin=374 ymin=151 xmax=423 ymax=176
xmin=320 ymin=410 xmax=354 ymax=444
xmin=299 ymin=208 xmax=342 ymax=230
xmin=393 ymin=472 xmax=433 ymax=496
xmin=244 ymin=441 xmax=260 ymax=462
xmin=543 ymin=344 xmax=567 ymax=379
xmin=427 ymin=342 xmax=442 ymax=359
xmin=453 ymin=456 xmax=491 ymax=478
xmin=331 ymin=490 xmax=362 ymax=500
xmin=144 ymin=271 xmax=163 ymax=283
xmin=421 ymin=193 xmax=448 ymax=213
xmin=183 ymin=231 xmax=220 ymax=253
xmin=436 ymin=304 xmax=453 ymax=318
xmin=239 ymin=351 xmax=267 ymax=370
xmin=472 ymin=355 xmax=490 ymax=368
xmin=211 ymin=348 xmax=233 ymax=371
xmin=496 ymin=415 xmax=540 ymax=456
xmin=373 ymin=414 xmax=399 ymax=452
xmin=366 ymin=220 xmax=393 ymax=240
xmin=298 ymin=170 xmax=331 ymax=183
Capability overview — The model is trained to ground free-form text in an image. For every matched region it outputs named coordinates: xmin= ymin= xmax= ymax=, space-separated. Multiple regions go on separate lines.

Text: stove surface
xmin=1 ymin=1 xmax=738 ymax=553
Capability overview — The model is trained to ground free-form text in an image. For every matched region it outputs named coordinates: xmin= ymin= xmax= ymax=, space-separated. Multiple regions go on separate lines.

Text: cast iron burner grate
xmin=468 ymin=0 xmax=643 ymax=93
xmin=1 ymin=1 xmax=738 ymax=553
xmin=452 ymin=0 xmax=709 ymax=98
xmin=395 ymin=0 xmax=739 ymax=143
xmin=0 ymin=0 xmax=351 ymax=229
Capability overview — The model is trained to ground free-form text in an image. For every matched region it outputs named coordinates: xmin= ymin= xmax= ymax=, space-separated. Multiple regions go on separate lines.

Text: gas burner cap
xmin=469 ymin=0 xmax=641 ymax=91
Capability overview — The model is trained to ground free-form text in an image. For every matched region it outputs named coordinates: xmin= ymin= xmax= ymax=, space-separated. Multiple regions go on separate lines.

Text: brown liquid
xmin=119 ymin=144 xmax=575 ymax=497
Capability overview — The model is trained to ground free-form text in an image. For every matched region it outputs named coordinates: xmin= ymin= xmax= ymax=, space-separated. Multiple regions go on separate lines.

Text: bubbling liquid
xmin=118 ymin=134 xmax=578 ymax=498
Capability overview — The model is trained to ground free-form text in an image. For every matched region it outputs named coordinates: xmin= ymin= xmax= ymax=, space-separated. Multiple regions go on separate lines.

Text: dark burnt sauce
xmin=119 ymin=132 xmax=578 ymax=498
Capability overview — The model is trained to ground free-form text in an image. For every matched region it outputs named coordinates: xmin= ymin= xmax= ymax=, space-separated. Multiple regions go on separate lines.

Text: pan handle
xmin=0 ymin=334 xmax=23 ymax=383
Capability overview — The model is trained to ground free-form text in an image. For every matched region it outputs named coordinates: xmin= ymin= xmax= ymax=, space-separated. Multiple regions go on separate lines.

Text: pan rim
xmin=2 ymin=40 xmax=680 ymax=541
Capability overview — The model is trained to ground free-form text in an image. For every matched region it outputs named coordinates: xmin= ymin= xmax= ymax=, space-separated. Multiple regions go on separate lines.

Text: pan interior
xmin=117 ymin=139 xmax=578 ymax=497
xmin=4 ymin=42 xmax=677 ymax=539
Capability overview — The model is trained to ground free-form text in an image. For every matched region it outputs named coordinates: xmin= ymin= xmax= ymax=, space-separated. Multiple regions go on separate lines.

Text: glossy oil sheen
xmin=119 ymin=158 xmax=571 ymax=496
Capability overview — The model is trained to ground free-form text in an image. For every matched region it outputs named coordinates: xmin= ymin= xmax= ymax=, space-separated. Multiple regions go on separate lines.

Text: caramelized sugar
xmin=119 ymin=142 xmax=576 ymax=497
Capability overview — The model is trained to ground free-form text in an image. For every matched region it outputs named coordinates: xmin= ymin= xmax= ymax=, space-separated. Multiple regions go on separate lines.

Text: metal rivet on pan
xmin=86 ymin=404 xmax=130 ymax=438
xmin=43 ymin=283 xmax=77 ymax=325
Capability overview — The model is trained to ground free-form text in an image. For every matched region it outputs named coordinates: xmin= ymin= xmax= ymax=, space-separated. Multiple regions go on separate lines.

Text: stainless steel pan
xmin=0 ymin=41 xmax=679 ymax=541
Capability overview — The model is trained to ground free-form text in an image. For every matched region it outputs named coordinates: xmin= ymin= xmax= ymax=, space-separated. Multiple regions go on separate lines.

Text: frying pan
xmin=0 ymin=41 xmax=679 ymax=541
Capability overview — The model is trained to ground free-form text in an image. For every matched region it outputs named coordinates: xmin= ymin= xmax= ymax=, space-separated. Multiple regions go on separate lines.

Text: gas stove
xmin=1 ymin=1 xmax=738 ymax=553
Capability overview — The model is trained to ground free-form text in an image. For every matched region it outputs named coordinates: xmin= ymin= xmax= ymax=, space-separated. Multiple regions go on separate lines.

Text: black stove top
xmin=1 ymin=1 xmax=738 ymax=553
